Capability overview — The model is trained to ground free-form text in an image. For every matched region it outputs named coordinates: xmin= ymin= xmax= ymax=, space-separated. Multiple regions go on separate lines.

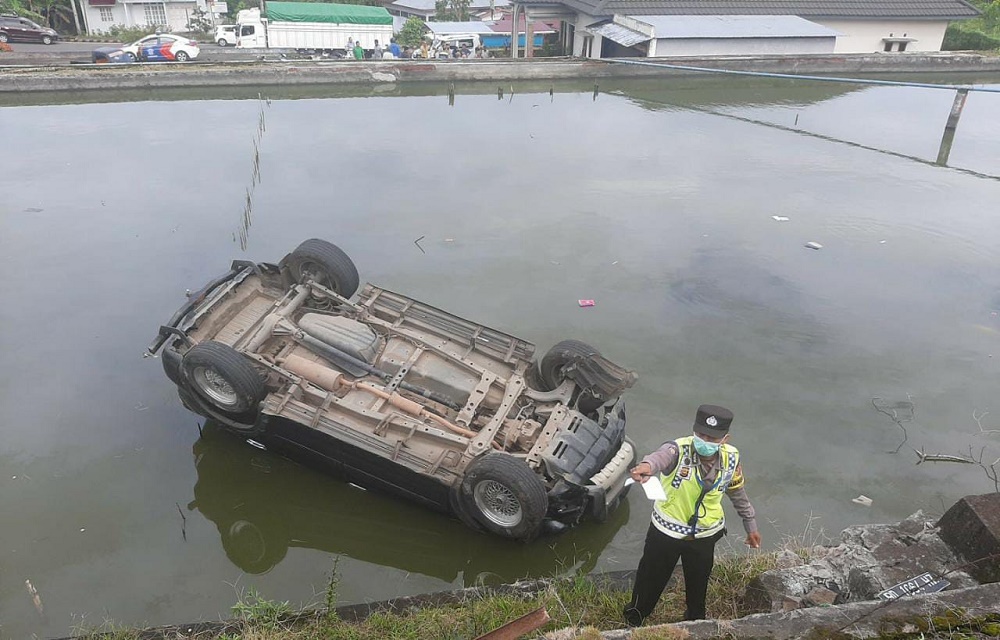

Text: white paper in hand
xmin=625 ymin=477 xmax=667 ymax=501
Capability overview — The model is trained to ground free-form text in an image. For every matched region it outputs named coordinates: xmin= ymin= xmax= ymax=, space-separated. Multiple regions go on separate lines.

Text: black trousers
xmin=624 ymin=523 xmax=724 ymax=623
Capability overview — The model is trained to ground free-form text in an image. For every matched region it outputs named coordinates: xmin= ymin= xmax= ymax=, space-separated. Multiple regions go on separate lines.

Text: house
xmin=82 ymin=0 xmax=209 ymax=34
xmin=483 ymin=16 xmax=555 ymax=49
xmin=589 ymin=15 xmax=839 ymax=58
xmin=508 ymin=0 xmax=980 ymax=58
xmin=383 ymin=0 xmax=510 ymax=31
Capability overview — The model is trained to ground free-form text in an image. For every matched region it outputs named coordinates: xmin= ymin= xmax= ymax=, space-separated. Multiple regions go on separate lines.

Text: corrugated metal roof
xmin=425 ymin=21 xmax=500 ymax=34
xmin=513 ymin=0 xmax=980 ymax=19
xmin=638 ymin=14 xmax=840 ymax=39
xmin=390 ymin=0 xmax=509 ymax=12
xmin=587 ymin=20 xmax=652 ymax=45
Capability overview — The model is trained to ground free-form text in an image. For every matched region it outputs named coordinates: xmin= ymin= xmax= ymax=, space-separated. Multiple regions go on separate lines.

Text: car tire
xmin=217 ymin=38 xmax=228 ymax=47
xmin=42 ymin=35 xmax=52 ymax=45
xmin=176 ymin=51 xmax=190 ymax=62
xmin=0 ymin=33 xmax=9 ymax=43
xmin=458 ymin=453 xmax=547 ymax=541
xmin=523 ymin=362 xmax=548 ymax=391
xmin=281 ymin=238 xmax=360 ymax=298
xmin=181 ymin=341 xmax=266 ymax=417
xmin=540 ymin=339 xmax=601 ymax=390
xmin=125 ymin=52 xmax=136 ymax=62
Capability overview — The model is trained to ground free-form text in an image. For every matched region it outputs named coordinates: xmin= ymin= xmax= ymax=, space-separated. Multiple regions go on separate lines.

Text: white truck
xmin=236 ymin=1 xmax=393 ymax=54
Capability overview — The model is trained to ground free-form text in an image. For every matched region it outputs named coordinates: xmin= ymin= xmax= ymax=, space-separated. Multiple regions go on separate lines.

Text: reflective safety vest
xmin=651 ymin=436 xmax=741 ymax=539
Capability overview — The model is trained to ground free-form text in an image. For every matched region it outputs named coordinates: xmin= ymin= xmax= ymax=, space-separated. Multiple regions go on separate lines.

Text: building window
xmin=143 ymin=3 xmax=167 ymax=28
xmin=99 ymin=7 xmax=113 ymax=22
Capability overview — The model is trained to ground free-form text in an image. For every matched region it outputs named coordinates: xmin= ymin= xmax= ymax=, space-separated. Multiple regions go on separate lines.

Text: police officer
xmin=623 ymin=404 xmax=761 ymax=626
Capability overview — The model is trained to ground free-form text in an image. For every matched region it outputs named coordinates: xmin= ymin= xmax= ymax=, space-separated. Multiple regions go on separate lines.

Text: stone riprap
xmin=937 ymin=492 xmax=1000 ymax=584
xmin=745 ymin=511 xmax=980 ymax=613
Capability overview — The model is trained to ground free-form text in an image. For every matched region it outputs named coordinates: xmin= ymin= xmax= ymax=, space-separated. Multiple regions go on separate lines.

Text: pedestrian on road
xmin=389 ymin=38 xmax=401 ymax=58
xmin=345 ymin=37 xmax=354 ymax=58
xmin=353 ymin=41 xmax=364 ymax=60
xmin=623 ymin=404 xmax=761 ymax=627
xmin=373 ymin=39 xmax=383 ymax=59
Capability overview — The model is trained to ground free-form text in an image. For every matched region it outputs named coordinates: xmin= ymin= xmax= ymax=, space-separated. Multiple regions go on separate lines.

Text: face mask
xmin=693 ymin=434 xmax=720 ymax=457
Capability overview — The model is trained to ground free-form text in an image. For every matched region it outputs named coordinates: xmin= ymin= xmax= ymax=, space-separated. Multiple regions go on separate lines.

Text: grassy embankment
xmin=75 ymin=527 xmax=1000 ymax=640
xmin=79 ymin=546 xmax=790 ymax=640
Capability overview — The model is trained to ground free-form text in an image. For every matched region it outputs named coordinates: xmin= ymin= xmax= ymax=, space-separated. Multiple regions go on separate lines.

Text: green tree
xmin=433 ymin=0 xmax=470 ymax=21
xmin=396 ymin=15 xmax=425 ymax=47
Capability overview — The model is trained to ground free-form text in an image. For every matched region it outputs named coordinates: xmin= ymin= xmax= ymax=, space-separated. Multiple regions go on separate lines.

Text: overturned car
xmin=147 ymin=239 xmax=637 ymax=540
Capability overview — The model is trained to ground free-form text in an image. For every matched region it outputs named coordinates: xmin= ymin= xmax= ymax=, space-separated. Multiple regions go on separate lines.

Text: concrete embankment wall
xmin=2 ymin=52 xmax=1000 ymax=93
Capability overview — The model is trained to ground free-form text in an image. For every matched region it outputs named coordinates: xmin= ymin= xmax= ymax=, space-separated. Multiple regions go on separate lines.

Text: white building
xmin=82 ymin=0 xmax=224 ymax=34
xmin=509 ymin=0 xmax=980 ymax=58
xmin=383 ymin=0 xmax=510 ymax=32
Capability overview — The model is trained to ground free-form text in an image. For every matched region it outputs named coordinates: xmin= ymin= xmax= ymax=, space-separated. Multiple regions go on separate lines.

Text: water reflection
xmin=190 ymin=421 xmax=629 ymax=583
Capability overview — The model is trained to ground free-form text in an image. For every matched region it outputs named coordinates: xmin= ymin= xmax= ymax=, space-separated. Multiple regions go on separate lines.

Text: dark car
xmin=0 ymin=14 xmax=59 ymax=44
xmin=148 ymin=239 xmax=638 ymax=541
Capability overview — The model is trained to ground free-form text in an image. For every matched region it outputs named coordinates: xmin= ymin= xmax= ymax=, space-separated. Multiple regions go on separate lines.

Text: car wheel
xmin=218 ymin=38 xmax=228 ymax=47
xmin=458 ymin=454 xmax=547 ymax=540
xmin=176 ymin=51 xmax=190 ymax=62
xmin=0 ymin=33 xmax=9 ymax=43
xmin=42 ymin=35 xmax=53 ymax=45
xmin=181 ymin=341 xmax=266 ymax=416
xmin=125 ymin=52 xmax=136 ymax=62
xmin=540 ymin=339 xmax=600 ymax=390
xmin=281 ymin=238 xmax=360 ymax=298
xmin=523 ymin=362 xmax=548 ymax=391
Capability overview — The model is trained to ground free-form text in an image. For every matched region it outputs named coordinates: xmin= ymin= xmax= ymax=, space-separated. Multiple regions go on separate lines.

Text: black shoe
xmin=623 ymin=606 xmax=645 ymax=627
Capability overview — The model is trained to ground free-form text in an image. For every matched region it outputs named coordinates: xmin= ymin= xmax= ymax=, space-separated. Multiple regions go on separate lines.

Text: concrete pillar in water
xmin=525 ymin=9 xmax=534 ymax=58
xmin=935 ymin=88 xmax=969 ymax=167
xmin=510 ymin=4 xmax=520 ymax=59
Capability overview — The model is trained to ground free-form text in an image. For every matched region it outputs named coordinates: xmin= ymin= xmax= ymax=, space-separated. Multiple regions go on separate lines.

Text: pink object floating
xmin=578 ymin=299 xmax=595 ymax=307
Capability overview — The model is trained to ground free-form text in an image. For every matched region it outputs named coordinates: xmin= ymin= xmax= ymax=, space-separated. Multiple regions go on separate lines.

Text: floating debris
xmin=413 ymin=235 xmax=426 ymax=254
xmin=805 ymin=241 xmax=823 ymax=250
xmin=851 ymin=495 xmax=873 ymax=506
xmin=578 ymin=299 xmax=595 ymax=307
xmin=772 ymin=215 xmax=790 ymax=222
xmin=912 ymin=447 xmax=976 ymax=465
xmin=23 ymin=207 xmax=43 ymax=213
xmin=25 ymin=579 xmax=44 ymax=617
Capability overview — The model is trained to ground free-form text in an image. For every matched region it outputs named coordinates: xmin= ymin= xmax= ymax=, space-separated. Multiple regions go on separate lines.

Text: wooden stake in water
xmin=936 ymin=88 xmax=969 ymax=167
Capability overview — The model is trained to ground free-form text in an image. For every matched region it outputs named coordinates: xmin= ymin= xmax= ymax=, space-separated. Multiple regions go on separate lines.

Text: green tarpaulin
xmin=264 ymin=2 xmax=392 ymax=25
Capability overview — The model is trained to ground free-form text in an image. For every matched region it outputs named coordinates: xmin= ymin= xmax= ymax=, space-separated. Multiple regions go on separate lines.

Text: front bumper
xmin=542 ymin=397 xmax=635 ymax=526
xmin=586 ymin=437 xmax=636 ymax=521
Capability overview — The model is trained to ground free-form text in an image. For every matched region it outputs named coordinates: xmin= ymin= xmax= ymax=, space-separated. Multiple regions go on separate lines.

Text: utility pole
xmin=70 ymin=0 xmax=83 ymax=35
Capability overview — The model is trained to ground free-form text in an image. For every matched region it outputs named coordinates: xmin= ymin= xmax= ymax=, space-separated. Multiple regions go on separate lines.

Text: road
xmin=9 ymin=41 xmax=122 ymax=53
xmin=2 ymin=40 xmax=229 ymax=64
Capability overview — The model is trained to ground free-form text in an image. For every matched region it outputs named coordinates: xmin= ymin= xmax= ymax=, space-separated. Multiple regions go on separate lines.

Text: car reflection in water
xmin=189 ymin=421 xmax=630 ymax=583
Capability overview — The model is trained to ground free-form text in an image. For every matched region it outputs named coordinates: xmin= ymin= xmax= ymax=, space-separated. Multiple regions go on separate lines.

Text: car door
xmin=1 ymin=17 xmax=29 ymax=42
xmin=140 ymin=36 xmax=174 ymax=61
xmin=18 ymin=18 xmax=42 ymax=42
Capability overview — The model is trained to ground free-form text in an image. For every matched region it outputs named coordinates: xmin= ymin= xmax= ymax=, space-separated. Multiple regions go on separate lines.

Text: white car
xmin=214 ymin=24 xmax=238 ymax=47
xmin=121 ymin=33 xmax=200 ymax=62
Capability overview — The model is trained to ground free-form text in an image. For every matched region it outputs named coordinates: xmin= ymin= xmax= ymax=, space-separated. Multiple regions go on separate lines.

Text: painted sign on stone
xmin=876 ymin=572 xmax=950 ymax=600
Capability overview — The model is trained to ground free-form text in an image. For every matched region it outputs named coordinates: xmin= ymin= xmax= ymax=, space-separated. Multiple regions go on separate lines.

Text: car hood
xmin=93 ymin=46 xmax=123 ymax=54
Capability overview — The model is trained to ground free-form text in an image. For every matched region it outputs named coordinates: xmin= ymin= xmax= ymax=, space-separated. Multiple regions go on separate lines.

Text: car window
xmin=241 ymin=25 xmax=254 ymax=36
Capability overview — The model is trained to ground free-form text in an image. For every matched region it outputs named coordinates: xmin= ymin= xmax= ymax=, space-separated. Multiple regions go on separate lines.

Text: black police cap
xmin=693 ymin=404 xmax=733 ymax=436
